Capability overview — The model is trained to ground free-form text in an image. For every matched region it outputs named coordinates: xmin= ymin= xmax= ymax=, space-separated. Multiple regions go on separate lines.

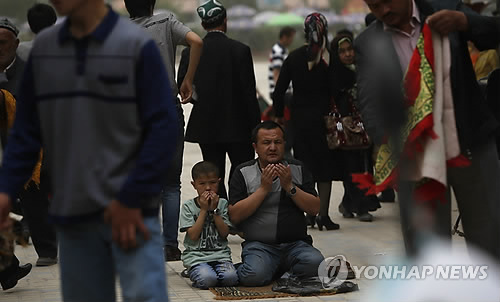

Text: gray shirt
xmin=132 ymin=13 xmax=191 ymax=97
xmin=229 ymin=159 xmax=316 ymax=244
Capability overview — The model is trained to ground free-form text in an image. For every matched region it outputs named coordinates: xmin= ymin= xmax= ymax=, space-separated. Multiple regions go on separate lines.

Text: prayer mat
xmin=209 ymin=280 xmax=359 ymax=300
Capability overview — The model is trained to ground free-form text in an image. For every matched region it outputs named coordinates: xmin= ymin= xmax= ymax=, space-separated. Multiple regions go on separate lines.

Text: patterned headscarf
xmin=304 ymin=13 xmax=329 ymax=70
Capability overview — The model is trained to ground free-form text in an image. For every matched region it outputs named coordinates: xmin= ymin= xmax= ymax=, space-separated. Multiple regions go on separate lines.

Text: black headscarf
xmin=330 ymin=33 xmax=357 ymax=95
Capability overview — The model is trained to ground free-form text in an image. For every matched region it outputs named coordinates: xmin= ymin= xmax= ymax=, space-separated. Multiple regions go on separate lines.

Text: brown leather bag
xmin=324 ymin=94 xmax=371 ymax=150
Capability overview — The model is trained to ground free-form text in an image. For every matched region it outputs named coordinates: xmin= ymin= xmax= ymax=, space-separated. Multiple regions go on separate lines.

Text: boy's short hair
xmin=251 ymin=121 xmax=285 ymax=143
xmin=124 ymin=0 xmax=156 ymax=18
xmin=191 ymin=161 xmax=219 ymax=180
xmin=279 ymin=26 xmax=296 ymax=39
xmin=27 ymin=3 xmax=57 ymax=34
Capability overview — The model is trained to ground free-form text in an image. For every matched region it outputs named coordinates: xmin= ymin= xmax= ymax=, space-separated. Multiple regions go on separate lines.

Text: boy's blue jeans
xmin=56 ymin=216 xmax=168 ymax=302
xmin=189 ymin=261 xmax=238 ymax=289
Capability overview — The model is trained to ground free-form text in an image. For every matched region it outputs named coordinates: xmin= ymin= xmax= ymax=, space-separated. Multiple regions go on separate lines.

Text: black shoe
xmin=379 ymin=189 xmax=396 ymax=203
xmin=339 ymin=203 xmax=354 ymax=218
xmin=346 ymin=261 xmax=356 ymax=280
xmin=343 ymin=212 xmax=355 ymax=218
xmin=378 ymin=197 xmax=395 ymax=203
xmin=180 ymin=269 xmax=190 ymax=278
xmin=316 ymin=216 xmax=340 ymax=231
xmin=358 ymin=213 xmax=373 ymax=222
xmin=306 ymin=214 xmax=316 ymax=228
xmin=36 ymin=257 xmax=58 ymax=267
xmin=164 ymin=246 xmax=181 ymax=262
xmin=0 ymin=263 xmax=32 ymax=290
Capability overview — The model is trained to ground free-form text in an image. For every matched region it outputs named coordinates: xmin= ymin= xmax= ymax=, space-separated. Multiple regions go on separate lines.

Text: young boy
xmin=179 ymin=161 xmax=238 ymax=289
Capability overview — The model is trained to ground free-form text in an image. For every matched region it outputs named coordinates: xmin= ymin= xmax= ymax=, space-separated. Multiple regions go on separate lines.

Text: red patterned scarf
xmin=352 ymin=24 xmax=470 ymax=204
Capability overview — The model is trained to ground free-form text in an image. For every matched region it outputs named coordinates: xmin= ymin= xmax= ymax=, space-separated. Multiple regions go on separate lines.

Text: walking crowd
xmin=0 ymin=0 xmax=500 ymax=301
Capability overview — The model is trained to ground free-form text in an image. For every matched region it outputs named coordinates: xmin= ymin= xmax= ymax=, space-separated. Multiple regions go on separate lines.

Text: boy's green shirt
xmin=179 ymin=197 xmax=233 ymax=269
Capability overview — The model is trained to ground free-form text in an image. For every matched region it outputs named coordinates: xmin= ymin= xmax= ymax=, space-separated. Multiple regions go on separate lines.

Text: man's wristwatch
xmin=288 ymin=185 xmax=297 ymax=197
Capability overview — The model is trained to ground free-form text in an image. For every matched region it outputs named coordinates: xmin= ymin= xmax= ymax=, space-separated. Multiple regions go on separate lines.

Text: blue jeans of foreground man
xmin=162 ymin=103 xmax=184 ymax=249
xmin=189 ymin=261 xmax=238 ymax=289
xmin=237 ymin=240 xmax=324 ymax=286
xmin=56 ymin=216 xmax=167 ymax=302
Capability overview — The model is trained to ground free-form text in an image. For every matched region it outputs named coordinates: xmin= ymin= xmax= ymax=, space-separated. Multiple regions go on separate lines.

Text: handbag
xmin=324 ymin=90 xmax=371 ymax=150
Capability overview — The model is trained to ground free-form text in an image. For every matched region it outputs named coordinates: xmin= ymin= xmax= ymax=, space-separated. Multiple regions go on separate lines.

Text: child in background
xmin=179 ymin=161 xmax=238 ymax=289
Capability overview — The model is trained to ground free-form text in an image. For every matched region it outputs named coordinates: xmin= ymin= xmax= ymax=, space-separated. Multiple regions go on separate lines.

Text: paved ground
xmin=0 ymin=135 xmax=465 ymax=302
xmin=1 ymin=184 xmax=465 ymax=302
xmin=0 ymin=62 xmax=466 ymax=302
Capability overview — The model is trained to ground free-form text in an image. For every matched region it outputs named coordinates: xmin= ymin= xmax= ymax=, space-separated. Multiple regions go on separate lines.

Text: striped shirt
xmin=268 ymin=42 xmax=292 ymax=98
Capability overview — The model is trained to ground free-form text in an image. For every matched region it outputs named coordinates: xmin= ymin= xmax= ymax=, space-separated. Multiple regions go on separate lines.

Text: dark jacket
xmin=329 ymin=37 xmax=357 ymax=117
xmin=354 ymin=0 xmax=500 ymax=151
xmin=0 ymin=56 xmax=26 ymax=148
xmin=179 ymin=32 xmax=260 ymax=144
xmin=0 ymin=56 xmax=26 ymax=97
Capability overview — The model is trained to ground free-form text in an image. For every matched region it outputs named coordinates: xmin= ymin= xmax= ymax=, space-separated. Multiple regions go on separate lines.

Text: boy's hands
xmin=199 ymin=191 xmax=219 ymax=211
xmin=198 ymin=191 xmax=211 ymax=211
xmin=104 ymin=200 xmax=150 ymax=250
xmin=208 ymin=192 xmax=219 ymax=211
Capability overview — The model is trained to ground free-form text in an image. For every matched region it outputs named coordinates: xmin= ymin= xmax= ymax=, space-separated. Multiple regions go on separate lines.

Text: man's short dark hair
xmin=202 ymin=10 xmax=227 ymax=30
xmin=27 ymin=3 xmax=57 ymax=34
xmin=251 ymin=121 xmax=285 ymax=143
xmin=279 ymin=26 xmax=296 ymax=39
xmin=191 ymin=161 xmax=219 ymax=180
xmin=124 ymin=0 xmax=156 ymax=18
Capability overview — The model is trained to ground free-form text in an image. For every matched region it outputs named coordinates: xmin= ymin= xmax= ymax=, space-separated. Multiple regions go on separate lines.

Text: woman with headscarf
xmin=330 ymin=32 xmax=380 ymax=222
xmin=273 ymin=13 xmax=341 ymax=231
